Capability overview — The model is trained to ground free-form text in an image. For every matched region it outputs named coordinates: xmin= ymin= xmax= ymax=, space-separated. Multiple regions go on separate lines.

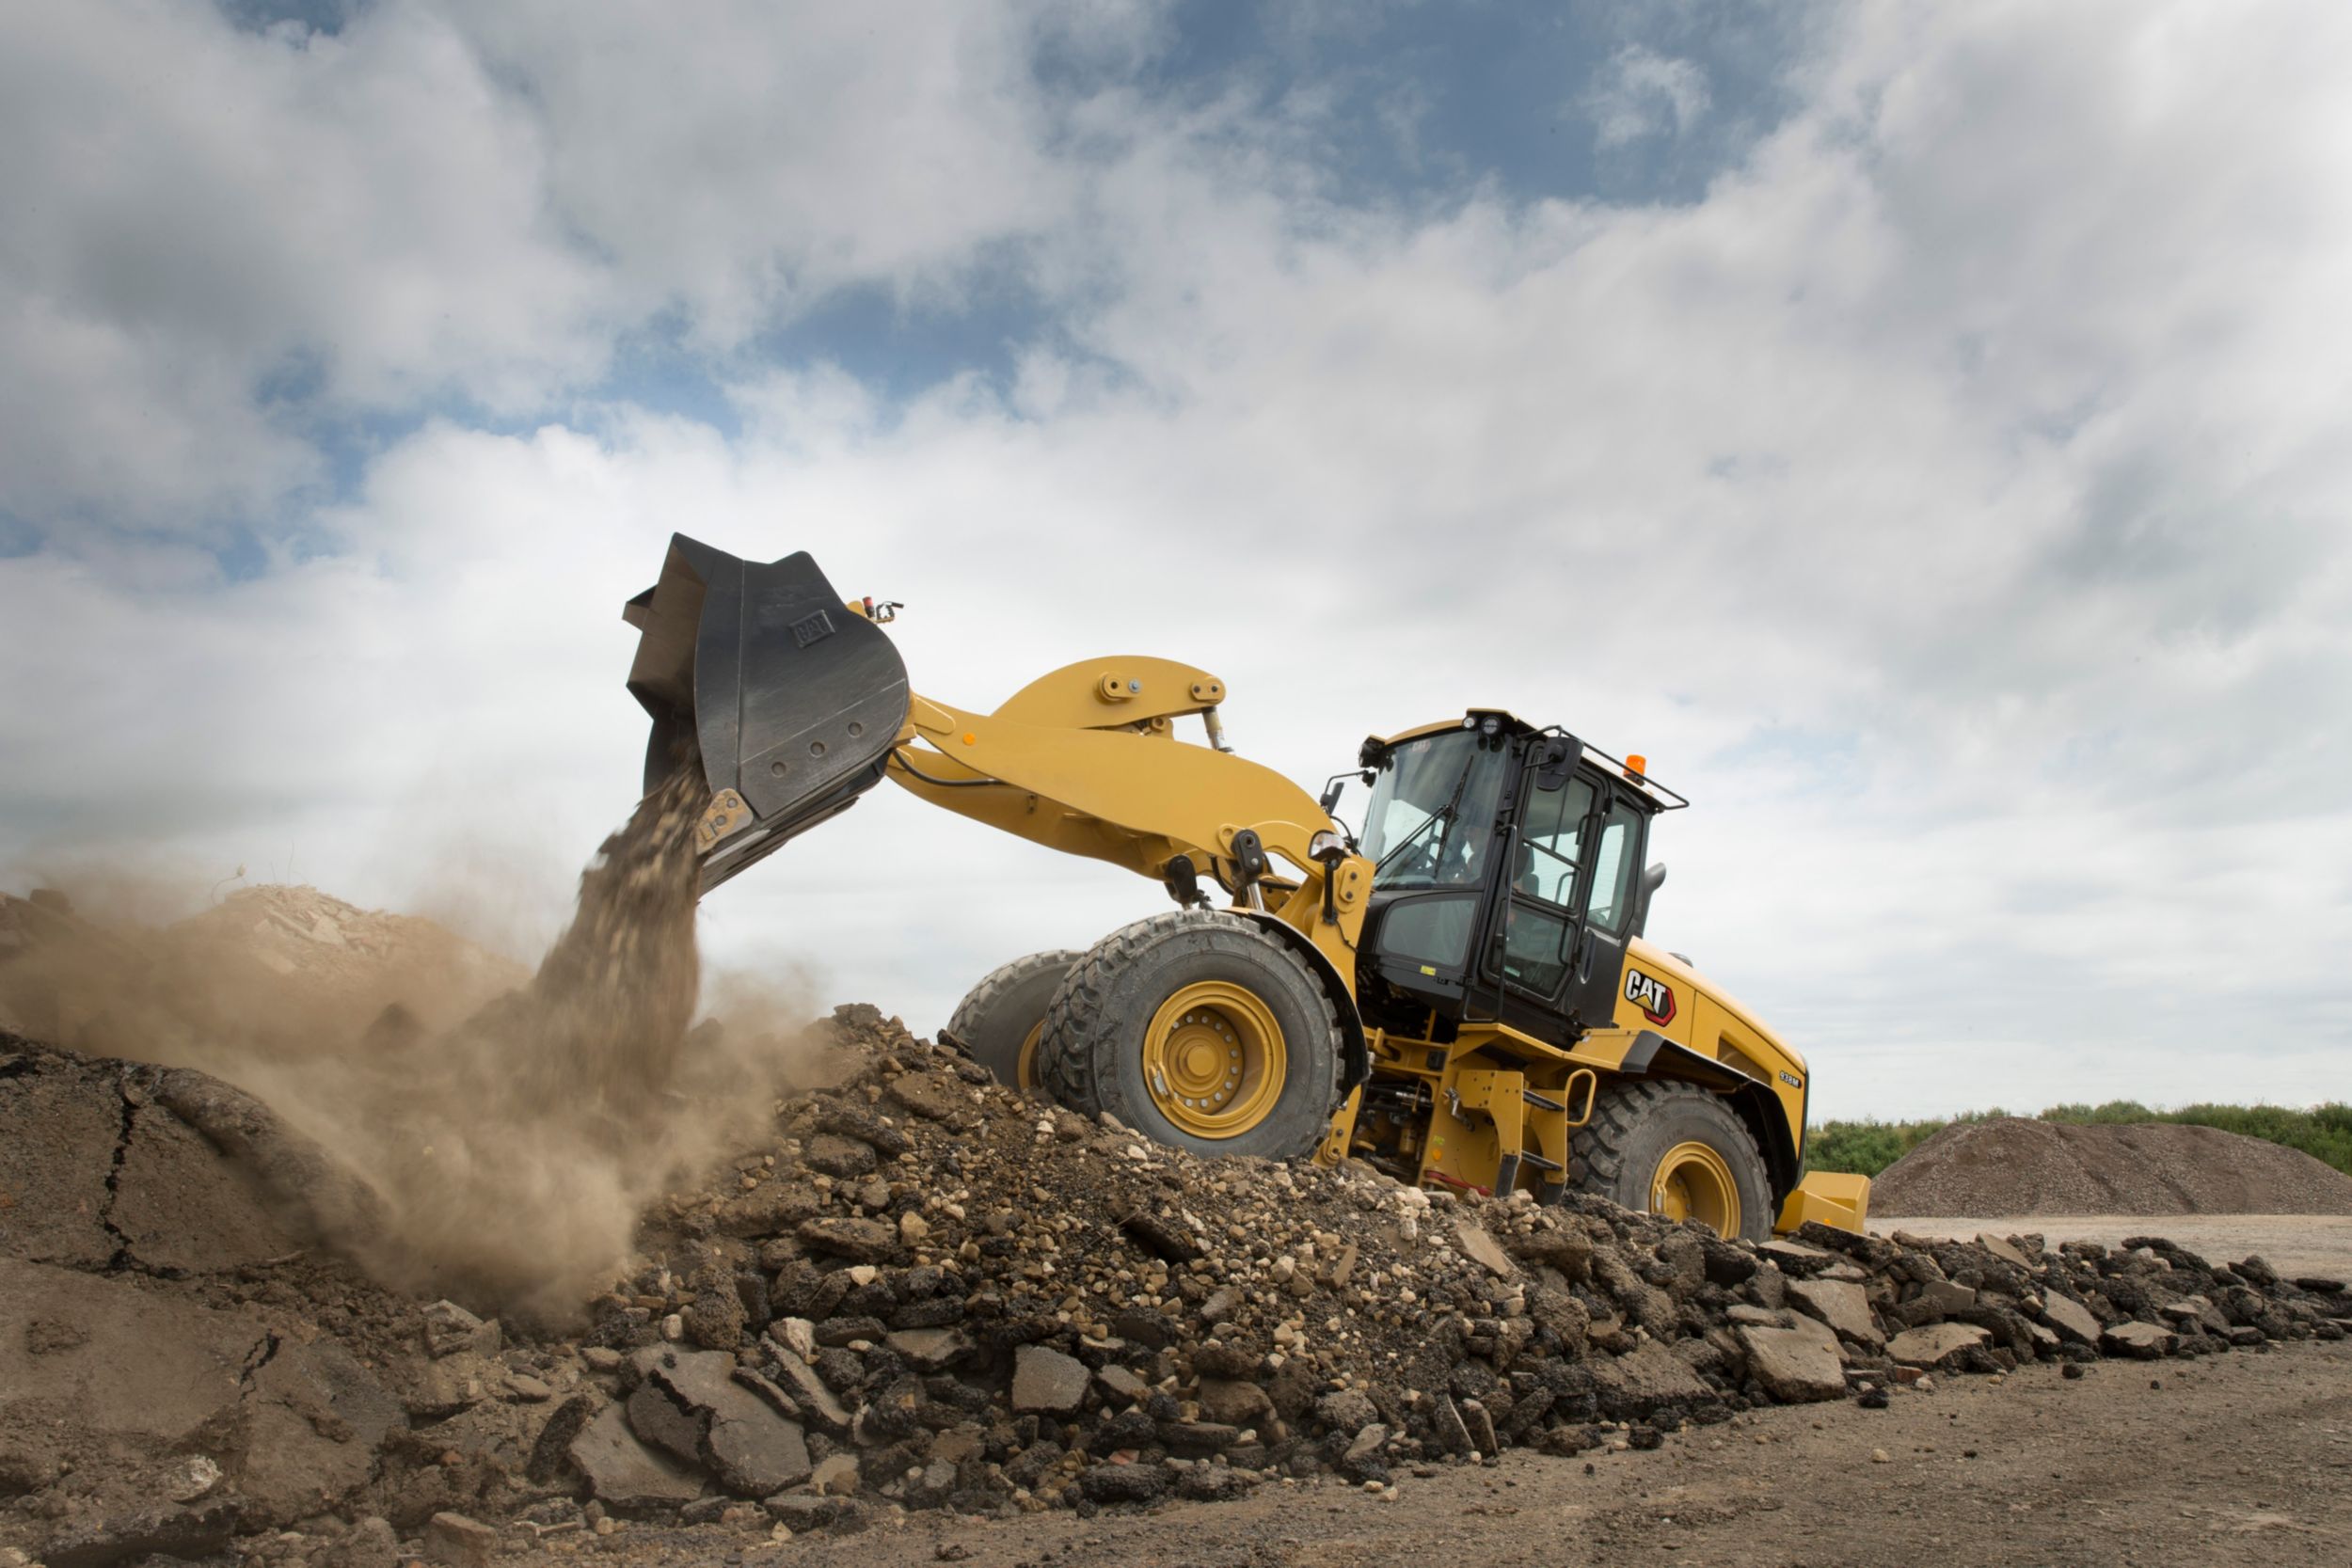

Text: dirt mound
xmin=175 ymin=883 xmax=530 ymax=1017
xmin=1871 ymin=1117 xmax=2352 ymax=1218
xmin=0 ymin=764 xmax=820 ymax=1315
xmin=0 ymin=1037 xmax=438 ymax=1560
xmin=0 ymin=883 xmax=529 ymax=1061
xmin=6 ymin=1017 xmax=2351 ymax=1564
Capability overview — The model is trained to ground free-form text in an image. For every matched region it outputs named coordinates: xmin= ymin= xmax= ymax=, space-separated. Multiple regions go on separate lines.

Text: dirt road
xmin=593 ymin=1340 xmax=2352 ymax=1568
xmin=1875 ymin=1215 xmax=2352 ymax=1283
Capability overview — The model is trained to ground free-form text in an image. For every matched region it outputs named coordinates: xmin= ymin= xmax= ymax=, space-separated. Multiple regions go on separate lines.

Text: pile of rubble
xmin=8 ymin=1009 xmax=2351 ymax=1565
xmin=543 ymin=1007 xmax=2352 ymax=1531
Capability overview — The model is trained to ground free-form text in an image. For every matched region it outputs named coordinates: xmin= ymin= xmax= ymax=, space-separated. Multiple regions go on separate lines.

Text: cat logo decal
xmin=1623 ymin=968 xmax=1677 ymax=1026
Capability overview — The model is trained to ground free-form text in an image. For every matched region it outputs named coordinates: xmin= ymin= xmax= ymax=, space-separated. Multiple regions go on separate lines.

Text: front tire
xmin=944 ymin=949 xmax=1083 ymax=1091
xmin=1036 ymin=911 xmax=1340 ymax=1161
xmin=1573 ymin=1079 xmax=1773 ymax=1241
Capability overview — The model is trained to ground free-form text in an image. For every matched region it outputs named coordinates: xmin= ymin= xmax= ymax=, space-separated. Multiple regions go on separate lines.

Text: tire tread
xmin=1572 ymin=1078 xmax=1772 ymax=1240
xmin=1037 ymin=910 xmax=1340 ymax=1158
xmin=945 ymin=949 xmax=1083 ymax=1085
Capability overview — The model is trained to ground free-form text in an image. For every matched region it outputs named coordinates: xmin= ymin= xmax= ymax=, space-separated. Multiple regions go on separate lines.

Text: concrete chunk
xmin=629 ymin=1347 xmax=813 ymax=1497
xmin=2101 ymin=1321 xmax=2177 ymax=1360
xmin=796 ymin=1216 xmax=901 ymax=1264
xmin=1454 ymin=1220 xmax=1518 ymax=1278
xmin=1886 ymin=1323 xmax=1990 ymax=1370
xmin=2036 ymin=1292 xmax=2103 ymax=1347
xmin=1759 ymin=1239 xmax=1832 ymax=1276
xmin=1975 ymin=1232 xmax=2032 ymax=1269
xmin=883 ymin=1327 xmax=970 ymax=1372
xmin=568 ymin=1404 xmax=702 ymax=1511
xmin=706 ymin=1400 xmax=810 ymax=1497
xmin=1916 ymin=1280 xmax=1978 ymax=1316
xmin=1010 ymin=1344 xmax=1089 ymax=1414
xmin=1095 ymin=1364 xmax=1148 ymax=1402
xmin=1738 ymin=1311 xmax=1848 ymax=1403
xmin=1585 ymin=1339 xmax=1714 ymax=1414
xmin=423 ymin=1513 xmax=496 ymax=1568
xmin=759 ymin=1341 xmax=850 ymax=1432
xmin=1788 ymin=1277 xmax=1883 ymax=1349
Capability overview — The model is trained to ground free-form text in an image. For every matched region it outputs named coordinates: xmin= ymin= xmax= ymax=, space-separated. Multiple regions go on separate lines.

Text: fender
xmin=1616 ymin=1029 xmax=1800 ymax=1200
xmin=1232 ymin=910 xmax=1371 ymax=1099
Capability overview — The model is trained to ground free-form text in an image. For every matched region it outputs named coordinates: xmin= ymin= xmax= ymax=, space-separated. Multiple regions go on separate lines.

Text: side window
xmin=1585 ymin=800 xmax=1644 ymax=932
xmin=1380 ymin=895 xmax=1481 ymax=974
xmin=1514 ymin=778 xmax=1594 ymax=906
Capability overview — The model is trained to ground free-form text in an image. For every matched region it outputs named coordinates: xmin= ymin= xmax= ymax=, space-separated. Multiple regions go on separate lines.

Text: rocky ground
xmin=598 ymin=1337 xmax=2352 ymax=1568
xmin=6 ymin=1007 xmax=2351 ymax=1568
xmin=1875 ymin=1215 xmax=2352 ymax=1283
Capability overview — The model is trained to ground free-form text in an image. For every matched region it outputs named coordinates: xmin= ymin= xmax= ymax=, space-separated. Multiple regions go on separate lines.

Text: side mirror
xmin=1318 ymin=778 xmax=1345 ymax=816
xmin=1534 ymin=736 xmax=1578 ymax=791
xmin=1633 ymin=862 xmax=1667 ymax=936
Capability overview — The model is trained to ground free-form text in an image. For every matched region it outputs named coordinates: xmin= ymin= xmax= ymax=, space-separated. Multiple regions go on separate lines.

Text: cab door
xmin=1564 ymin=788 xmax=1650 ymax=1031
xmin=1486 ymin=761 xmax=1652 ymax=1038
xmin=1490 ymin=767 xmax=1594 ymax=1011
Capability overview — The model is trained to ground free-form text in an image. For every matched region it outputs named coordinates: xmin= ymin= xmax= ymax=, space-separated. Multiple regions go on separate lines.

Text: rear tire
xmin=1573 ymin=1079 xmax=1773 ymax=1241
xmin=1036 ymin=911 xmax=1341 ymax=1161
xmin=944 ymin=949 xmax=1083 ymax=1091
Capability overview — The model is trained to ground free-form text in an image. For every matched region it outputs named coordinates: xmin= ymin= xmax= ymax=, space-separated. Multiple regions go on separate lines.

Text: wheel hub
xmin=1651 ymin=1140 xmax=1741 ymax=1238
xmin=1141 ymin=980 xmax=1286 ymax=1138
xmin=1014 ymin=1019 xmax=1047 ymax=1093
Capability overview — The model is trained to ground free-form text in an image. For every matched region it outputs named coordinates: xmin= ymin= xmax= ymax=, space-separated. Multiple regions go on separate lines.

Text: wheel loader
xmin=623 ymin=536 xmax=1870 ymax=1240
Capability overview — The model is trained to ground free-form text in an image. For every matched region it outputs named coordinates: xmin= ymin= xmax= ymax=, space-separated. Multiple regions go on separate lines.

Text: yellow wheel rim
xmin=1140 ymin=980 xmax=1286 ymax=1139
xmin=1651 ymin=1140 xmax=1740 ymax=1237
xmin=1014 ymin=1019 xmax=1046 ymax=1093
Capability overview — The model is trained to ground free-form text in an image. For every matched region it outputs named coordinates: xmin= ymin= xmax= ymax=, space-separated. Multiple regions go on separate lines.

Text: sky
xmin=3 ymin=0 xmax=2348 ymax=1120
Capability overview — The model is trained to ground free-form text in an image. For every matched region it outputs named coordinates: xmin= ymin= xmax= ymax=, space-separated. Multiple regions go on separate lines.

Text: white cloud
xmin=0 ymin=0 xmax=613 ymax=525
xmin=1587 ymin=45 xmax=1712 ymax=147
xmin=5 ymin=1 xmax=2351 ymax=1120
xmin=444 ymin=1 xmax=1136 ymax=343
xmin=0 ymin=0 xmax=1152 ymax=530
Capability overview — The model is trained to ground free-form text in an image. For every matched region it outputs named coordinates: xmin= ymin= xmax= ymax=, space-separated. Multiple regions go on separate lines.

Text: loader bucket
xmin=623 ymin=534 xmax=910 ymax=894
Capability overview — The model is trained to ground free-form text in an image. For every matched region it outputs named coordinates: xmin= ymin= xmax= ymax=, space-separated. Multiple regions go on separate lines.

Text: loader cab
xmin=1352 ymin=712 xmax=1682 ymax=1045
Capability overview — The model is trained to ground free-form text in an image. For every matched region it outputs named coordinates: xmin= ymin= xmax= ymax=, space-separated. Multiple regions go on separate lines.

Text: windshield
xmin=1360 ymin=730 xmax=1508 ymax=890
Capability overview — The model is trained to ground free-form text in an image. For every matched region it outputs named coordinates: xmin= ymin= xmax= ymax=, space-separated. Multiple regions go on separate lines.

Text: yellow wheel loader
xmin=623 ymin=537 xmax=1868 ymax=1240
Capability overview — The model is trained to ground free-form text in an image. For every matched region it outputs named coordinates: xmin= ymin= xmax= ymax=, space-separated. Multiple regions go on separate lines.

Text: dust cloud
xmin=0 ymin=759 xmax=831 ymax=1321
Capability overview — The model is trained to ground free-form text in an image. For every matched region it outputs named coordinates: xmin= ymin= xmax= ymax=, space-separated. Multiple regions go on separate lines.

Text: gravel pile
xmin=8 ymin=1012 xmax=2352 ymax=1567
xmin=1872 ymin=1117 xmax=2352 ymax=1217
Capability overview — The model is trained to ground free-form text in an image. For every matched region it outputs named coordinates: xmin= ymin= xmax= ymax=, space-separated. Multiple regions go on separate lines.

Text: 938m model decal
xmin=1623 ymin=967 xmax=1677 ymax=1026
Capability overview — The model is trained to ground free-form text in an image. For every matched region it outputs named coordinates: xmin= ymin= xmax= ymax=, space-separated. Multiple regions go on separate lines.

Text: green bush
xmin=1806 ymin=1101 xmax=2352 ymax=1180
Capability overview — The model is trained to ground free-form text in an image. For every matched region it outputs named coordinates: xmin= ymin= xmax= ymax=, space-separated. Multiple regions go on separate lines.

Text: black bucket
xmin=623 ymin=534 xmax=910 ymax=893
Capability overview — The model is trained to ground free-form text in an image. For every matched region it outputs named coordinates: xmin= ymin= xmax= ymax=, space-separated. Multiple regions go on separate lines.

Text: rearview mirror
xmin=1633 ymin=862 xmax=1667 ymax=937
xmin=1534 ymin=736 xmax=1578 ymax=791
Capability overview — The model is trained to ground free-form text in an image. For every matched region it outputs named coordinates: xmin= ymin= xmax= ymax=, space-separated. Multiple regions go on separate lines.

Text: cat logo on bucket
xmin=1623 ymin=967 xmax=1677 ymax=1026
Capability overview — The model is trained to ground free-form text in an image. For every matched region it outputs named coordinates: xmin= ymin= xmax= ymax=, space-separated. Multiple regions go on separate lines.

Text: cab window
xmin=1585 ymin=799 xmax=1644 ymax=932
xmin=1501 ymin=775 xmax=1594 ymax=996
xmin=1513 ymin=777 xmax=1594 ymax=906
xmin=1362 ymin=732 xmax=1509 ymax=891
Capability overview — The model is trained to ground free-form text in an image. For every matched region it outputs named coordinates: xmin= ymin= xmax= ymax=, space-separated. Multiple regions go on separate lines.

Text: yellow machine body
xmin=628 ymin=537 xmax=1865 ymax=1236
xmin=863 ymin=657 xmax=1862 ymax=1235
